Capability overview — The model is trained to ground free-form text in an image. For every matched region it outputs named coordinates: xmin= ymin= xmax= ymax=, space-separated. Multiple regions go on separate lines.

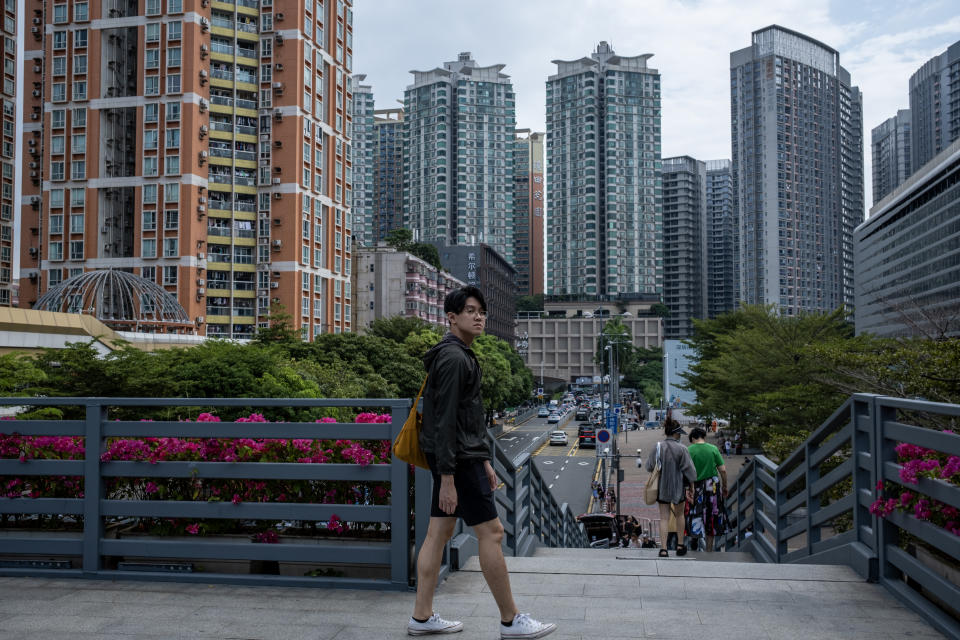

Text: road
xmin=497 ymin=411 xmax=597 ymax=518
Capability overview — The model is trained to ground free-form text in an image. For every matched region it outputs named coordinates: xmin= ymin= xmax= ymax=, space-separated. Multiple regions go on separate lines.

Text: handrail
xmin=724 ymin=394 xmax=960 ymax=639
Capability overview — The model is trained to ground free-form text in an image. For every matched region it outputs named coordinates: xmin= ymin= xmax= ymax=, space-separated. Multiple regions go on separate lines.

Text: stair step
xmin=533 ymin=547 xmax=757 ymax=563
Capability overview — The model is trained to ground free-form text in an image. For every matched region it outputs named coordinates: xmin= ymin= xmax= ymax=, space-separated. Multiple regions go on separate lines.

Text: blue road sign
xmin=596 ymin=428 xmax=612 ymax=444
xmin=606 ymin=415 xmax=617 ymax=430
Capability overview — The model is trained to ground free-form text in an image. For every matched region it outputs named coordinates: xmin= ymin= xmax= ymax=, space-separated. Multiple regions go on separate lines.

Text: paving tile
xmin=0 ymin=614 xmax=116 ymax=633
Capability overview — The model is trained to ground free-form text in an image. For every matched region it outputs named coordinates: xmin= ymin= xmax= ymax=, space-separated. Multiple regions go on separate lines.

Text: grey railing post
xmin=804 ymin=440 xmax=820 ymax=556
xmin=389 ymin=401 xmax=411 ymax=587
xmin=82 ymin=400 xmax=106 ymax=575
xmin=775 ymin=463 xmax=786 ymax=562
xmin=851 ymin=395 xmax=878 ymax=579
xmin=873 ymin=398 xmax=900 ymax=583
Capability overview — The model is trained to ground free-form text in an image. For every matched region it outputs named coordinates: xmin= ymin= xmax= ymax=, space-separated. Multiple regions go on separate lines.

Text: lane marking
xmin=548 ymin=484 xmax=553 ymax=489
xmin=542 ymin=460 xmax=555 ymax=465
xmin=554 ymin=474 xmax=560 ymax=480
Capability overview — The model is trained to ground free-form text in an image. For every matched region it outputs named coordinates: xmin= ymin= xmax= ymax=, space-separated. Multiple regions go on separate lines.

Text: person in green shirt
xmin=685 ymin=426 xmax=729 ymax=552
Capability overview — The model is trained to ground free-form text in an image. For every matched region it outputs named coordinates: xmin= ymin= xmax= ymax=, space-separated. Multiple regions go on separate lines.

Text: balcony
xmin=210 ymin=95 xmax=233 ymax=107
xmin=235 ymin=124 xmax=256 ymax=135
xmin=211 ymin=69 xmax=234 ymax=82
xmin=236 ymin=98 xmax=257 ymax=110
xmin=210 ymin=147 xmax=233 ymax=159
xmin=234 ymin=149 xmax=256 ymax=161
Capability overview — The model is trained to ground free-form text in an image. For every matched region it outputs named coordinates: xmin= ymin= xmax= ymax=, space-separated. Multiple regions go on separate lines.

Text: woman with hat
xmin=645 ymin=418 xmax=697 ymax=557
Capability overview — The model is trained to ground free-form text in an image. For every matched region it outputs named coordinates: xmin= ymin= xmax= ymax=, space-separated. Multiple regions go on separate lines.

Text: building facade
xmin=909 ymin=40 xmax=960 ymax=172
xmin=353 ymin=244 xmax=464 ymax=332
xmin=546 ymin=42 xmax=662 ymax=298
xmin=20 ymin=0 xmax=355 ymax=339
xmin=433 ymin=242 xmax=516 ymax=342
xmin=351 ymin=74 xmax=374 ymax=246
xmin=371 ymin=107 xmax=403 ymax=245
xmin=706 ymin=159 xmax=736 ymax=318
xmin=871 ymin=109 xmax=912 ymax=206
xmin=662 ymin=156 xmax=707 ymax=338
xmin=403 ymin=52 xmax=516 ymax=263
xmin=0 ymin=0 xmax=14 ymax=305
xmin=517 ymin=298 xmax=662 ymax=384
xmin=854 ymin=138 xmax=960 ymax=339
xmin=512 ymin=129 xmax=544 ymax=296
xmin=731 ymin=25 xmax=863 ymax=315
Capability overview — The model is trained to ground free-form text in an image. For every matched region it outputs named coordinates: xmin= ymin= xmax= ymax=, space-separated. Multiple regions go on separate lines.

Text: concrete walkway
xmin=0 ymin=550 xmax=945 ymax=639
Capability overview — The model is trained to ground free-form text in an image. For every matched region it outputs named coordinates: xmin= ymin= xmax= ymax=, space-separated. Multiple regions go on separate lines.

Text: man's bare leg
xmin=706 ymin=535 xmax=715 ymax=552
xmin=472 ymin=517 xmax=518 ymax=623
xmin=413 ymin=516 xmax=457 ymax=620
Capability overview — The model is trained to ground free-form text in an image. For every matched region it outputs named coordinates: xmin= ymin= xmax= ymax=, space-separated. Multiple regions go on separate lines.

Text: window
xmin=165 ymin=129 xmax=180 ymax=148
xmin=163 ymin=266 xmax=177 ymax=285
xmin=167 ymin=47 xmax=181 ymax=68
xmin=142 ymin=238 xmax=157 ymax=258
xmin=70 ymin=188 xmax=85 ymax=207
xmin=74 ymin=30 xmax=88 ymax=48
xmin=166 ymin=102 xmax=181 ymax=122
xmin=145 ymin=76 xmax=159 ymax=96
xmin=53 ymin=56 xmax=66 ymax=76
xmin=165 ymin=154 xmax=180 ymax=175
xmin=51 ymin=161 xmax=65 ymax=181
xmin=69 ymin=241 xmax=84 ymax=261
xmin=167 ymin=0 xmax=182 ymax=13
xmin=164 ymin=210 xmax=179 ymax=230
xmin=72 ymin=108 xmax=86 ymax=128
xmin=145 ymin=49 xmax=159 ymax=69
xmin=166 ymin=74 xmax=181 ymax=94
xmin=70 ymin=134 xmax=86 ymax=154
xmin=145 ymin=103 xmax=159 ymax=123
xmin=146 ymin=0 xmax=160 ymax=15
xmin=142 ymin=184 xmax=157 ymax=204
xmin=141 ymin=266 xmax=156 ymax=281
xmin=163 ymin=238 xmax=178 ymax=257
xmin=143 ymin=156 xmax=158 ymax=176
xmin=73 ymin=55 xmax=87 ymax=74
xmin=50 ymin=242 xmax=64 ymax=261
xmin=164 ymin=183 xmax=179 ymax=203
xmin=52 ymin=110 xmax=65 ymax=129
xmin=49 ymin=214 xmax=64 ymax=234
xmin=143 ymin=210 xmax=157 ymax=231
xmin=52 ymin=83 xmax=66 ymax=102
xmin=261 ymin=12 xmax=273 ymax=31
xmin=53 ymin=4 xmax=67 ymax=22
xmin=146 ymin=23 xmax=160 ymax=42
xmin=72 ymin=81 xmax=87 ymax=101
xmin=48 ymin=269 xmax=63 ymax=287
xmin=143 ymin=129 xmax=158 ymax=150
xmin=70 ymin=214 xmax=84 ymax=234
xmin=74 ymin=2 xmax=88 ymax=21
xmin=50 ymin=190 xmax=65 ymax=208
xmin=260 ymin=36 xmax=273 ymax=57
xmin=51 ymin=135 xmax=65 ymax=155
xmin=167 ymin=20 xmax=182 ymax=40
xmin=71 ymin=161 xmax=86 ymax=180
xmin=53 ymin=31 xmax=67 ymax=49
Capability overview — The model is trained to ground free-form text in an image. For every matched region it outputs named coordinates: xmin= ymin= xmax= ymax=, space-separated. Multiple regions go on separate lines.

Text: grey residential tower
xmin=706 ymin=159 xmax=736 ymax=318
xmin=662 ymin=156 xmax=707 ymax=338
xmin=909 ymin=40 xmax=960 ymax=171
xmin=871 ymin=110 xmax=912 ymax=206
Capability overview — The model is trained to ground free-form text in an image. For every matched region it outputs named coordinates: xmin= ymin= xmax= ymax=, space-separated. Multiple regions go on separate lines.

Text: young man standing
xmin=408 ymin=286 xmax=557 ymax=639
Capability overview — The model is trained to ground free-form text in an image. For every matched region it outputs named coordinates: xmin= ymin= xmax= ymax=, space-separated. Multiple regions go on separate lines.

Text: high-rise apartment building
xmin=371 ymin=107 xmax=403 ymax=244
xmin=662 ymin=156 xmax=707 ymax=339
xmin=403 ymin=52 xmax=516 ymax=263
xmin=0 ymin=0 xmax=15 ymax=305
xmin=731 ymin=25 xmax=863 ymax=315
xmin=871 ymin=110 xmax=912 ymax=205
xmin=20 ymin=0 xmax=355 ymax=339
xmin=705 ymin=159 xmax=736 ymax=318
xmin=512 ymin=129 xmax=544 ymax=296
xmin=546 ymin=42 xmax=662 ymax=297
xmin=351 ymin=74 xmax=374 ymax=246
xmin=909 ymin=40 xmax=960 ymax=171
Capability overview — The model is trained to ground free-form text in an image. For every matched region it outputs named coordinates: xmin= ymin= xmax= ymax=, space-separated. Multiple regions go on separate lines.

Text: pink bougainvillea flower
xmin=185 ymin=523 xmax=200 ymax=535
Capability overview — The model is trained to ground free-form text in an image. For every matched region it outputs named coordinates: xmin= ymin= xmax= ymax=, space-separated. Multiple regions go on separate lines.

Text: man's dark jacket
xmin=419 ymin=333 xmax=490 ymax=474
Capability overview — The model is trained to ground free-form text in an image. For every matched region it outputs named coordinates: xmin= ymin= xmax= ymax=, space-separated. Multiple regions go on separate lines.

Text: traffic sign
xmin=605 ymin=415 xmax=617 ymax=430
xmin=596 ymin=428 xmax=612 ymax=444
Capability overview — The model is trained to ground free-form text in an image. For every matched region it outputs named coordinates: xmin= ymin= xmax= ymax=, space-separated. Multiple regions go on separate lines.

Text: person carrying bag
xmin=392 ymin=376 xmax=429 ymax=469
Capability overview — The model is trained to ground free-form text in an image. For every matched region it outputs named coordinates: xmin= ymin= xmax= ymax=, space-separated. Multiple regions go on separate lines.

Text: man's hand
xmin=685 ymin=487 xmax=694 ymax=502
xmin=483 ymin=460 xmax=497 ymax=492
xmin=438 ymin=475 xmax=457 ymax=515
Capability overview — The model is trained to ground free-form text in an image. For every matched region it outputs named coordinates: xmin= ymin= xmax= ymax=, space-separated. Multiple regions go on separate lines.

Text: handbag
xmin=392 ymin=376 xmax=429 ymax=469
xmin=643 ymin=442 xmax=662 ymax=505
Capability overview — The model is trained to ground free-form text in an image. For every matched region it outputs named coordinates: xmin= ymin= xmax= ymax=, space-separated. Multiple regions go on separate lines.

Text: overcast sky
xmin=353 ymin=0 xmax=960 ymax=218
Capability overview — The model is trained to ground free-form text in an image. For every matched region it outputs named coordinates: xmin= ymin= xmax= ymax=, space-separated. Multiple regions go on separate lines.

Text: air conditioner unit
xmin=197 ymin=205 xmax=206 ymax=213
xmin=30 ymin=113 xmax=39 ymax=120
xmin=28 ymin=139 xmax=36 ymax=147
xmin=198 ymin=196 xmax=207 ymax=204
xmin=274 ymin=63 xmax=283 ymax=71
xmin=275 ymin=33 xmax=284 ymax=44
xmin=201 ymin=0 xmax=208 ymax=6
xmin=273 ymin=140 xmax=282 ymax=148
xmin=199 ymin=125 xmax=208 ymax=138
xmin=273 ymin=166 xmax=281 ymax=173
xmin=29 ymin=162 xmax=38 ymax=168
xmin=274 ymin=109 xmax=283 ymax=120
xmin=29 ymin=247 xmax=38 ymax=256
xmin=197 ymin=251 xmax=206 ymax=259
xmin=198 ymin=287 xmax=205 ymax=295
xmin=271 ymin=177 xmax=281 ymax=185
xmin=196 ymin=316 xmax=205 ymax=324
xmin=273 ymin=218 xmax=282 ymax=225
xmin=28 ymin=272 xmax=38 ymax=282
xmin=32 ymin=17 xmax=40 ymax=24
xmin=101 ymin=225 xmax=109 ymax=233
xmin=199 ymin=100 xmax=208 ymax=112
xmin=33 ymin=65 xmax=41 ymax=73
xmin=275 ymin=12 xmax=284 ymax=20
xmin=270 ymin=282 xmax=279 ymax=289
xmin=272 ymin=271 xmax=281 ymax=277
xmin=272 ymin=240 xmax=282 ymax=247
xmin=30 ymin=171 xmax=38 ymax=178
xmin=199 ymin=44 xmax=209 ymax=58
xmin=32 ymin=90 xmax=40 ymax=98
xmin=199 ymin=17 xmax=209 ymax=30
xmin=273 ymin=192 xmax=282 ymax=199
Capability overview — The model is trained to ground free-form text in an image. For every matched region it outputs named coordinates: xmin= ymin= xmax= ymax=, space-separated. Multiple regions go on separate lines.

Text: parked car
xmin=547 ymin=412 xmax=561 ymax=424
xmin=537 ymin=407 xmax=550 ymax=418
xmin=548 ymin=431 xmax=568 ymax=446
xmin=578 ymin=426 xmax=596 ymax=448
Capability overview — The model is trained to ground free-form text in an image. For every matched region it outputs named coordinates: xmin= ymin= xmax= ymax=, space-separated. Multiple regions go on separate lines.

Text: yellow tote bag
xmin=392 ymin=376 xmax=429 ymax=469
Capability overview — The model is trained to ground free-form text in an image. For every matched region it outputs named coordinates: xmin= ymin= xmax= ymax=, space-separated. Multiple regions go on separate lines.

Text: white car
xmin=549 ymin=431 xmax=568 ymax=445
xmin=537 ymin=407 xmax=550 ymax=418
xmin=547 ymin=413 xmax=561 ymax=424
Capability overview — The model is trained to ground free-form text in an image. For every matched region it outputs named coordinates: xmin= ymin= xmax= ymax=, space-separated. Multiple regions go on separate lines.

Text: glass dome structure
xmin=33 ymin=269 xmax=194 ymax=333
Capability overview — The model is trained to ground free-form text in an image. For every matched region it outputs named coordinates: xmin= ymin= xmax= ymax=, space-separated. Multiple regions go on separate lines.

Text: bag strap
xmin=414 ymin=375 xmax=428 ymax=402
xmin=655 ymin=441 xmax=661 ymax=467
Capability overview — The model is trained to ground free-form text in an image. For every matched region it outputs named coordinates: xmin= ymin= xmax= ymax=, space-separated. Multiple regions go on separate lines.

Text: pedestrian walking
xmin=409 ymin=286 xmax=556 ymax=639
xmin=685 ymin=427 xmax=729 ymax=553
xmin=645 ymin=418 xmax=697 ymax=557
xmin=724 ymin=439 xmax=732 ymax=457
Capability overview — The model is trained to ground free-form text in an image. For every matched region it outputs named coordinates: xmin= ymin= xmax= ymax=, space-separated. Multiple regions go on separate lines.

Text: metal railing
xmin=724 ymin=394 xmax=960 ymax=639
xmin=0 ymin=397 xmax=587 ymax=591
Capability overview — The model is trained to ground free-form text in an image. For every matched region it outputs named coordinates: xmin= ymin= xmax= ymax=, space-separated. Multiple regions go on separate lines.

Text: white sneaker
xmin=407 ymin=612 xmax=464 ymax=636
xmin=500 ymin=613 xmax=557 ymax=639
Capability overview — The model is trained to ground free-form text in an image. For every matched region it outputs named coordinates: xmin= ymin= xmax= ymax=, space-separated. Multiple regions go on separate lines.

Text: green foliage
xmin=384 ymin=228 xmax=442 ymax=270
xmin=252 ymin=303 xmax=300 ymax=345
xmin=623 ymin=346 xmax=663 ymax=406
xmin=367 ymin=315 xmax=434 ymax=343
xmin=516 ymin=294 xmax=544 ymax=312
xmin=384 ymin=228 xmax=413 ymax=249
xmin=594 ymin=317 xmax=634 ymax=377
xmin=471 ymin=334 xmax=534 ymax=421
xmin=650 ymin=303 xmax=671 ymax=318
xmin=0 ymin=353 xmax=47 ymax=395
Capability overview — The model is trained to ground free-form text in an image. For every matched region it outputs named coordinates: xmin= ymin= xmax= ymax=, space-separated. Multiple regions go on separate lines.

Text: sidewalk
xmin=0 ymin=551 xmax=945 ymax=639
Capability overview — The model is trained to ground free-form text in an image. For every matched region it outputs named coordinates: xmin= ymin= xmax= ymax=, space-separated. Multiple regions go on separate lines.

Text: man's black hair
xmin=688 ymin=426 xmax=707 ymax=442
xmin=444 ymin=286 xmax=487 ymax=315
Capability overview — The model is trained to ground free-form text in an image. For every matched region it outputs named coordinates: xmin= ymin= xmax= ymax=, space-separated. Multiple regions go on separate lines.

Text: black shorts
xmin=425 ymin=453 xmax=498 ymax=526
